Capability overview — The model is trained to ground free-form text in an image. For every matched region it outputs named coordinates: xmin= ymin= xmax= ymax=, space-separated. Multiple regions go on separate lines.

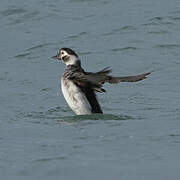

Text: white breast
xmin=61 ymin=78 xmax=92 ymax=115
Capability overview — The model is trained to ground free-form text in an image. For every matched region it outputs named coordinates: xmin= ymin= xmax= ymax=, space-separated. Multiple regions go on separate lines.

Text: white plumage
xmin=61 ymin=78 xmax=92 ymax=115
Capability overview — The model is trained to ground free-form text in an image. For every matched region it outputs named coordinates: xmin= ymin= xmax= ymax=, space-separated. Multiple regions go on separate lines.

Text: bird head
xmin=52 ymin=48 xmax=79 ymax=65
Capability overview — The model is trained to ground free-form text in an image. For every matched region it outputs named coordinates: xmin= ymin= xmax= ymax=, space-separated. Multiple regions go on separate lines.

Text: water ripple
xmin=17 ymin=107 xmax=134 ymax=124
xmin=14 ymin=43 xmax=53 ymax=60
xmin=143 ymin=16 xmax=175 ymax=27
xmin=25 ymin=43 xmax=51 ymax=51
xmin=0 ymin=8 xmax=26 ymax=16
xmin=34 ymin=156 xmax=67 ymax=162
xmin=155 ymin=44 xmax=180 ymax=49
xmin=41 ymin=88 xmax=53 ymax=92
xmin=149 ymin=16 xmax=174 ymax=25
xmin=58 ymin=114 xmax=133 ymax=121
xmin=1 ymin=6 xmax=56 ymax=25
xmin=110 ymin=46 xmax=139 ymax=52
xmin=148 ymin=30 xmax=168 ymax=34
xmin=79 ymin=51 xmax=92 ymax=55
xmin=2 ymin=8 xmax=40 ymax=25
xmin=103 ymin=25 xmax=136 ymax=36
xmin=169 ymin=134 xmax=180 ymax=144
xmin=67 ymin=32 xmax=88 ymax=40
xmin=70 ymin=0 xmax=97 ymax=2
xmin=14 ymin=52 xmax=31 ymax=59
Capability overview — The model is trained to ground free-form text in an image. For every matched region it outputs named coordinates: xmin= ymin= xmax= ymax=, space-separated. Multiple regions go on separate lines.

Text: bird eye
xmin=61 ymin=52 xmax=64 ymax=55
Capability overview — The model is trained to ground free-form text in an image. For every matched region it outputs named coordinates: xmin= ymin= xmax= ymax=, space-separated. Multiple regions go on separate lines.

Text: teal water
xmin=1 ymin=0 xmax=180 ymax=179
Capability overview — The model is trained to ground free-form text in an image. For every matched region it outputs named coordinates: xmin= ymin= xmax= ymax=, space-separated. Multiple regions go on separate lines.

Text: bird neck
xmin=65 ymin=60 xmax=82 ymax=70
xmin=64 ymin=55 xmax=80 ymax=65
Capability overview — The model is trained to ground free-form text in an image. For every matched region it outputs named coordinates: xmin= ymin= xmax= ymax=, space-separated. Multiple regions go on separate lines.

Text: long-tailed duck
xmin=52 ymin=48 xmax=150 ymax=115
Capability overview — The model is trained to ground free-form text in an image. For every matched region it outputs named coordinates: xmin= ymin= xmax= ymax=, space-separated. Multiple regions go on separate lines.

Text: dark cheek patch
xmin=62 ymin=55 xmax=69 ymax=61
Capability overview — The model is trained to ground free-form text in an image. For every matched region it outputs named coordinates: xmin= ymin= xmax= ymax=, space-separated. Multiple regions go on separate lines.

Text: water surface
xmin=0 ymin=0 xmax=180 ymax=179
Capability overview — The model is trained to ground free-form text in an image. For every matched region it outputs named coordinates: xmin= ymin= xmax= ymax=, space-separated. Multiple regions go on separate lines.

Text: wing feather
xmin=68 ymin=67 xmax=111 ymax=91
xmin=68 ymin=67 xmax=151 ymax=92
xmin=107 ymin=72 xmax=151 ymax=83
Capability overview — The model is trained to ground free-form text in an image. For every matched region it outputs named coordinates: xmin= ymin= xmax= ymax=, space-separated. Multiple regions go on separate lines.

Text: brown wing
xmin=68 ymin=68 xmax=151 ymax=92
xmin=68 ymin=67 xmax=111 ymax=92
xmin=107 ymin=72 xmax=151 ymax=83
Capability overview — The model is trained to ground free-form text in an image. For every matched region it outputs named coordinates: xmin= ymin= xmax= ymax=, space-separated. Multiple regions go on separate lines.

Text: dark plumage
xmin=61 ymin=48 xmax=78 ymax=57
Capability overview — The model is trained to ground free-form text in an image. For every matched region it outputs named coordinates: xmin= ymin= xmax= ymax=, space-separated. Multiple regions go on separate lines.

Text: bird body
xmin=61 ymin=63 xmax=103 ymax=115
xmin=61 ymin=76 xmax=92 ymax=115
xmin=52 ymin=48 xmax=150 ymax=115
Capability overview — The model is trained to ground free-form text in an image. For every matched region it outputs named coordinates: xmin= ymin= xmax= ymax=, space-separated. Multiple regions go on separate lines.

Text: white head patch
xmin=60 ymin=50 xmax=78 ymax=65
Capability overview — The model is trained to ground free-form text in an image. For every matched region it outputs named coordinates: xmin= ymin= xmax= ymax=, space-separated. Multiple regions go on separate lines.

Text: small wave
xmin=57 ymin=114 xmax=134 ymax=122
xmin=170 ymin=134 xmax=180 ymax=137
xmin=17 ymin=107 xmax=134 ymax=125
xmin=41 ymin=88 xmax=53 ymax=92
xmin=155 ymin=44 xmax=180 ymax=49
xmin=34 ymin=156 xmax=66 ymax=162
xmin=16 ymin=79 xmax=33 ymax=85
xmin=148 ymin=30 xmax=168 ymax=34
xmin=143 ymin=16 xmax=174 ymax=27
xmin=0 ymin=8 xmax=26 ymax=17
xmin=103 ymin=25 xmax=136 ymax=36
xmin=149 ymin=16 xmax=164 ymax=22
xmin=2 ymin=8 xmax=40 ymax=25
xmin=79 ymin=51 xmax=92 ymax=55
xmin=70 ymin=0 xmax=96 ymax=2
xmin=142 ymin=22 xmax=159 ymax=26
xmin=17 ymin=107 xmax=69 ymax=122
xmin=67 ymin=31 xmax=88 ymax=40
xmin=14 ymin=52 xmax=31 ymax=59
xmin=111 ymin=47 xmax=138 ymax=52
xmin=25 ymin=43 xmax=50 ymax=51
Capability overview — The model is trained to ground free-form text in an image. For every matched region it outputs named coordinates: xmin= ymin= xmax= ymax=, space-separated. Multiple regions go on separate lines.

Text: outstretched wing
xmin=68 ymin=67 xmax=111 ymax=92
xmin=68 ymin=67 xmax=151 ymax=92
xmin=107 ymin=72 xmax=151 ymax=83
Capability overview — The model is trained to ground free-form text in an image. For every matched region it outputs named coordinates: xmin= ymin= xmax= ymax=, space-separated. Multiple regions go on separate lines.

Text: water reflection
xmin=17 ymin=106 xmax=135 ymax=125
